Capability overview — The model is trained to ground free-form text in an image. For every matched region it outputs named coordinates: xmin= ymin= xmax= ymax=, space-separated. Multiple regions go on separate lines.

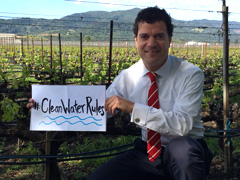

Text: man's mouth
xmin=146 ymin=50 xmax=160 ymax=53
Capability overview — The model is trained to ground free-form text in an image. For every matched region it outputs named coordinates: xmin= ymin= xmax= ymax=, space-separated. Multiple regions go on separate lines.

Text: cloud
xmin=74 ymin=0 xmax=84 ymax=4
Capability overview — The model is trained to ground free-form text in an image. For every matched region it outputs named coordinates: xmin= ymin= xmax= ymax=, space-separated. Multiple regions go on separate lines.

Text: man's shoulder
xmin=114 ymin=59 xmax=143 ymax=81
xmin=168 ymin=56 xmax=204 ymax=82
xmin=169 ymin=55 xmax=202 ymax=73
xmin=120 ymin=59 xmax=143 ymax=75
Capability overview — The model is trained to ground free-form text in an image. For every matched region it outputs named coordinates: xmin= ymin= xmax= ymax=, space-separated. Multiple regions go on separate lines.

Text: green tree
xmin=234 ymin=38 xmax=239 ymax=44
xmin=84 ymin=35 xmax=92 ymax=42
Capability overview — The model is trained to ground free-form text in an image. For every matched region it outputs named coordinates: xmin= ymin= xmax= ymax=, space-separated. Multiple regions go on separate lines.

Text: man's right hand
xmin=26 ymin=98 xmax=34 ymax=109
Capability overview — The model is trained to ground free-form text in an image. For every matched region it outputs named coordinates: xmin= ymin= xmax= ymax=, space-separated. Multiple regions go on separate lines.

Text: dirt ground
xmin=0 ymin=138 xmax=240 ymax=180
xmin=207 ymin=155 xmax=240 ymax=180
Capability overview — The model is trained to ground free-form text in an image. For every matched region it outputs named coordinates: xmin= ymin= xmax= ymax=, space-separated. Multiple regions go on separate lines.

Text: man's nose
xmin=146 ymin=36 xmax=157 ymax=47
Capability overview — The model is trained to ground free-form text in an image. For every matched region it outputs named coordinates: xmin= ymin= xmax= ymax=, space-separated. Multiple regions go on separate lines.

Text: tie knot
xmin=148 ymin=72 xmax=157 ymax=83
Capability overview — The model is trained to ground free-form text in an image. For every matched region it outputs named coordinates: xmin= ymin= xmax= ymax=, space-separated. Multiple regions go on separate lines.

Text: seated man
xmin=88 ymin=7 xmax=213 ymax=180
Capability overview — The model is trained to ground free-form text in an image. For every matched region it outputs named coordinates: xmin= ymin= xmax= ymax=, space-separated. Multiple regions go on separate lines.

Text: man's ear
xmin=134 ymin=35 xmax=138 ymax=47
xmin=133 ymin=34 xmax=137 ymax=40
xmin=133 ymin=34 xmax=137 ymax=43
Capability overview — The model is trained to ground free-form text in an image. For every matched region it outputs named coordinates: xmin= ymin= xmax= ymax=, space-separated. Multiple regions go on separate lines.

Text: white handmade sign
xmin=30 ymin=85 xmax=106 ymax=132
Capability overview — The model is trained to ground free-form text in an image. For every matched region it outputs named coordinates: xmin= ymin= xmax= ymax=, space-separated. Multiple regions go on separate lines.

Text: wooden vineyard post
xmin=41 ymin=38 xmax=44 ymax=61
xmin=13 ymin=37 xmax=15 ymax=58
xmin=80 ymin=33 xmax=83 ymax=80
xmin=45 ymin=35 xmax=58 ymax=179
xmin=58 ymin=33 xmax=63 ymax=84
xmin=8 ymin=37 xmax=10 ymax=52
xmin=21 ymin=38 xmax=24 ymax=57
xmin=214 ymin=42 xmax=216 ymax=55
xmin=32 ymin=38 xmax=35 ymax=59
xmin=204 ymin=42 xmax=207 ymax=66
xmin=126 ymin=39 xmax=128 ymax=56
xmin=50 ymin=34 xmax=53 ymax=70
xmin=108 ymin=20 xmax=113 ymax=84
xmin=44 ymin=131 xmax=51 ymax=180
xmin=201 ymin=43 xmax=204 ymax=59
xmin=27 ymin=35 xmax=29 ymax=55
xmin=222 ymin=2 xmax=231 ymax=174
xmin=182 ymin=40 xmax=185 ymax=53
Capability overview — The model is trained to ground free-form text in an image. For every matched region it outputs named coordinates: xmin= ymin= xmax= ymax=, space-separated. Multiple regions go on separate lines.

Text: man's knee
xmin=163 ymin=137 xmax=207 ymax=180
xmin=165 ymin=137 xmax=201 ymax=159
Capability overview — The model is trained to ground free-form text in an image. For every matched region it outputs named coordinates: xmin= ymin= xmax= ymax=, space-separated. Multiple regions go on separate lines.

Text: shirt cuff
xmin=131 ymin=102 xmax=149 ymax=126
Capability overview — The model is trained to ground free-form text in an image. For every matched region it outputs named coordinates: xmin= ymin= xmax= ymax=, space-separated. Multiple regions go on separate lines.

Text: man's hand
xmin=104 ymin=95 xmax=134 ymax=116
xmin=26 ymin=98 xmax=34 ymax=109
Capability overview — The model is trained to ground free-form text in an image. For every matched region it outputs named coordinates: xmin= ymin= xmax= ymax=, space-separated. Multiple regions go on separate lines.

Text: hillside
xmin=0 ymin=8 xmax=239 ymax=43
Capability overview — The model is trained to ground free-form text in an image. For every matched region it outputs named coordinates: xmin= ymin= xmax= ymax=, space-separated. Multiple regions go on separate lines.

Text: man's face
xmin=134 ymin=21 xmax=172 ymax=72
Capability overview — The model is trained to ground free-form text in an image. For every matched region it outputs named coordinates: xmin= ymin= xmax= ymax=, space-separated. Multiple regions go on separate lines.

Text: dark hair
xmin=133 ymin=7 xmax=174 ymax=37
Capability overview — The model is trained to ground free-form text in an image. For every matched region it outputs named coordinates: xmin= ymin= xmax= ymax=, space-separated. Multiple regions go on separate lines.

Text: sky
xmin=0 ymin=0 xmax=240 ymax=22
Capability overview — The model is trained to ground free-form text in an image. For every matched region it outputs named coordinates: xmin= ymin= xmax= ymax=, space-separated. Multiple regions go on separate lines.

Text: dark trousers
xmin=87 ymin=136 xmax=213 ymax=180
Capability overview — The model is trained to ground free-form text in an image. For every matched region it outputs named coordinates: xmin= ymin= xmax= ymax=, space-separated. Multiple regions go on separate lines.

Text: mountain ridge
xmin=0 ymin=8 xmax=239 ymax=43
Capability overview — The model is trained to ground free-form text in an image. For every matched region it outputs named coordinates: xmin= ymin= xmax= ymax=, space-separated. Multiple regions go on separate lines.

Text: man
xmin=88 ymin=7 xmax=212 ymax=180
xmin=27 ymin=7 xmax=212 ymax=180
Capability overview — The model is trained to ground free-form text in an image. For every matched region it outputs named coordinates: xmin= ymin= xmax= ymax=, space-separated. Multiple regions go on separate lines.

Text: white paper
xmin=30 ymin=85 xmax=106 ymax=132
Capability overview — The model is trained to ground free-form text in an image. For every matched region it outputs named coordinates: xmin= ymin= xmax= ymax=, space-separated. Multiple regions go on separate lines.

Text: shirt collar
xmin=141 ymin=55 xmax=171 ymax=78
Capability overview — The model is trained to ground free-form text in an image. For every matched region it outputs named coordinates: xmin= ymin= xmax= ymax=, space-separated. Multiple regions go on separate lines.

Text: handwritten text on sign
xmin=30 ymin=85 xmax=106 ymax=131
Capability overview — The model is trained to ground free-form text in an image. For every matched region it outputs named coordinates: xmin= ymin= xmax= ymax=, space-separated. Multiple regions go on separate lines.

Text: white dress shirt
xmin=106 ymin=55 xmax=205 ymax=146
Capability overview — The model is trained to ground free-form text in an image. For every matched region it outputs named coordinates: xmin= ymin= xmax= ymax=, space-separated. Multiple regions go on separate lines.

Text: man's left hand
xmin=104 ymin=95 xmax=134 ymax=116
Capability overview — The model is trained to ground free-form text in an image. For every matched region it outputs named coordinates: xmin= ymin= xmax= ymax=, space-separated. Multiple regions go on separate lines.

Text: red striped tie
xmin=147 ymin=72 xmax=161 ymax=162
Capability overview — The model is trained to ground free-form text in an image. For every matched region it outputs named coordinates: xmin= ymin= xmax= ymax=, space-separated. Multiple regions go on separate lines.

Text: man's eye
xmin=156 ymin=34 xmax=165 ymax=39
xmin=139 ymin=35 xmax=148 ymax=40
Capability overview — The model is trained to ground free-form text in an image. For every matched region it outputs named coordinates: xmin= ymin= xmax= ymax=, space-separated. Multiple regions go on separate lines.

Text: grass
xmin=0 ymin=134 xmax=240 ymax=179
xmin=204 ymin=136 xmax=223 ymax=156
xmin=0 ymin=134 xmax=138 ymax=180
xmin=59 ymin=134 xmax=138 ymax=178
xmin=232 ymin=136 xmax=240 ymax=157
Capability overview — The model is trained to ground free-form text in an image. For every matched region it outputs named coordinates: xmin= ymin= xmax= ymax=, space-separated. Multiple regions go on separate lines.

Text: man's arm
xmin=131 ymin=70 xmax=204 ymax=136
